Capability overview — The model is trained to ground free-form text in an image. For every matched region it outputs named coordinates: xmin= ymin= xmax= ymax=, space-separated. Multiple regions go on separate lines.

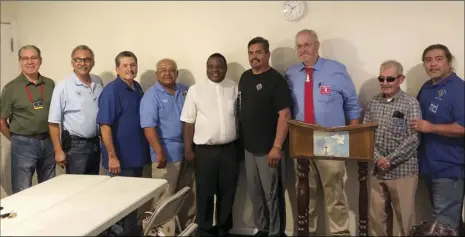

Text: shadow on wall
xmin=271 ymin=47 xmax=300 ymax=76
xmin=178 ymin=69 xmax=196 ymax=87
xmin=100 ymin=71 xmax=116 ymax=86
xmin=226 ymin=62 xmax=246 ymax=83
xmin=405 ymin=63 xmax=428 ymax=97
xmin=140 ymin=70 xmax=156 ymax=92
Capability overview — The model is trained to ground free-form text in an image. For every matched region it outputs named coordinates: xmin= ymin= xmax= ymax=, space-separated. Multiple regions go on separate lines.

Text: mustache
xmin=251 ymin=58 xmax=260 ymax=63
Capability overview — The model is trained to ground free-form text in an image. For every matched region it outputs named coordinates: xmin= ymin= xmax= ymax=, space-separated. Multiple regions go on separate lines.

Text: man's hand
xmin=185 ymin=149 xmax=195 ymax=161
xmin=410 ymin=118 xmax=433 ymax=133
xmin=55 ymin=149 xmax=66 ymax=169
xmin=376 ymin=157 xmax=391 ymax=171
xmin=156 ymin=151 xmax=168 ymax=168
xmin=109 ymin=155 xmax=121 ymax=175
xmin=267 ymin=147 xmax=281 ymax=168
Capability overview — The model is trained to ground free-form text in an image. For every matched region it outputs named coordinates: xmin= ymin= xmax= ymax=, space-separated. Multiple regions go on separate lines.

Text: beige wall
xmin=1 ymin=1 xmax=464 ymax=235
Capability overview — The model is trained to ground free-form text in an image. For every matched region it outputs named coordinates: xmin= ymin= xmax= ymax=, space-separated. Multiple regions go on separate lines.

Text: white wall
xmin=3 ymin=1 xmax=464 ymax=235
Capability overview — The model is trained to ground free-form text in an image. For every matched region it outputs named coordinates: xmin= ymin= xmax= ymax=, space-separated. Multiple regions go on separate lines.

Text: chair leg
xmin=175 ymin=216 xmax=183 ymax=233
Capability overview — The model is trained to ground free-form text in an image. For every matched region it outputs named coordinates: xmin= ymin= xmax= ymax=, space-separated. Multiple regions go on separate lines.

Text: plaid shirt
xmin=363 ymin=90 xmax=421 ymax=180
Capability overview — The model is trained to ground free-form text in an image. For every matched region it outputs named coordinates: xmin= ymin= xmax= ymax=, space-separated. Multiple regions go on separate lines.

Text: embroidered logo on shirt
xmin=429 ymin=103 xmax=439 ymax=113
xmin=76 ymin=91 xmax=83 ymax=96
xmin=256 ymin=83 xmax=262 ymax=91
xmin=320 ymin=85 xmax=331 ymax=95
xmin=162 ymin=99 xmax=168 ymax=103
xmin=435 ymin=88 xmax=446 ymax=100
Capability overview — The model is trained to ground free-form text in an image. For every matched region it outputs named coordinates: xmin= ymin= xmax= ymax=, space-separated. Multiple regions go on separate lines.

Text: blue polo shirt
xmin=97 ymin=77 xmax=150 ymax=169
xmin=417 ymin=73 xmax=465 ymax=179
xmin=286 ymin=57 xmax=361 ymax=127
xmin=140 ymin=81 xmax=189 ymax=163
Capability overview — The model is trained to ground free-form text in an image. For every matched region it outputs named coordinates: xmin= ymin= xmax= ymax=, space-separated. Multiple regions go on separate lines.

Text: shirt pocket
xmin=317 ymin=95 xmax=337 ymax=110
xmin=389 ymin=117 xmax=407 ymax=137
xmin=158 ymin=103 xmax=175 ymax=120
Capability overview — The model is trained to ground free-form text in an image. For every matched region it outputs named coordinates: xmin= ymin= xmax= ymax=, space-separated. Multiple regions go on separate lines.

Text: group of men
xmin=0 ymin=28 xmax=463 ymax=237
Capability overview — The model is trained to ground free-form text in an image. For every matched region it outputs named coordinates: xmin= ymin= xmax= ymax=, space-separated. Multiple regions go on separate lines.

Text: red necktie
xmin=304 ymin=68 xmax=315 ymax=124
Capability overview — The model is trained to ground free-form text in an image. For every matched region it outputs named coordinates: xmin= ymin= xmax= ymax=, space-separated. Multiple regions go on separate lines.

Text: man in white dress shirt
xmin=48 ymin=45 xmax=103 ymax=174
xmin=181 ymin=53 xmax=239 ymax=237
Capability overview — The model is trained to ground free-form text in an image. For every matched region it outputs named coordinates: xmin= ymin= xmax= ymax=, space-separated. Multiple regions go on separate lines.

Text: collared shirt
xmin=140 ymin=81 xmax=189 ymax=163
xmin=1 ymin=73 xmax=55 ymax=135
xmin=48 ymin=73 xmax=103 ymax=138
xmin=363 ymin=90 xmax=421 ymax=180
xmin=180 ymin=78 xmax=238 ymax=145
xmin=97 ymin=77 xmax=150 ymax=169
xmin=417 ymin=73 xmax=465 ymax=179
xmin=286 ymin=57 xmax=361 ymax=127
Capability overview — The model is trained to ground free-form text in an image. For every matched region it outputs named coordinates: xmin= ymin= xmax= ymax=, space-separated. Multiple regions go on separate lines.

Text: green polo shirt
xmin=1 ymin=73 xmax=55 ymax=136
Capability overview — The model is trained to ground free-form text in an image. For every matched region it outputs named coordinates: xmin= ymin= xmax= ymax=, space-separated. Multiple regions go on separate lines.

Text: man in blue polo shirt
xmin=97 ymin=51 xmax=150 ymax=235
xmin=140 ymin=58 xmax=194 ymax=235
xmin=286 ymin=29 xmax=361 ymax=236
xmin=411 ymin=44 xmax=464 ymax=231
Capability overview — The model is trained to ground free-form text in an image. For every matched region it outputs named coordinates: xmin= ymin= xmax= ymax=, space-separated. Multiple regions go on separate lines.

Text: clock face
xmin=283 ymin=1 xmax=306 ymax=21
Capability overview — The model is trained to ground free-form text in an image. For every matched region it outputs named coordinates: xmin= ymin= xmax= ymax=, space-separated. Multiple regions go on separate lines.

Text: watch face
xmin=283 ymin=1 xmax=306 ymax=21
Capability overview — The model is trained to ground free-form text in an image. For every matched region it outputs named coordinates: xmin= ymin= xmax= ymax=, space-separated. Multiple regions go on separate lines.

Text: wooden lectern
xmin=287 ymin=120 xmax=378 ymax=236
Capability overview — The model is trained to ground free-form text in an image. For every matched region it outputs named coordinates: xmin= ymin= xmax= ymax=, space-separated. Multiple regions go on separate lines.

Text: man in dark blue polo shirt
xmin=97 ymin=51 xmax=151 ymax=235
xmin=411 ymin=44 xmax=464 ymax=232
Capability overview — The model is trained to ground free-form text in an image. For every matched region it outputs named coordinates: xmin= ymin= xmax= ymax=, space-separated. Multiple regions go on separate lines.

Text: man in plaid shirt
xmin=363 ymin=60 xmax=422 ymax=236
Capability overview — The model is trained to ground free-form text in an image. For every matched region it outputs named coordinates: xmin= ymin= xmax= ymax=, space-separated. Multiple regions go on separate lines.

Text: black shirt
xmin=238 ymin=67 xmax=291 ymax=155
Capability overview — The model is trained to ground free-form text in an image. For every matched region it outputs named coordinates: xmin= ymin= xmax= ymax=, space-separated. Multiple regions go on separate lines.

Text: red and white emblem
xmin=320 ymin=85 xmax=331 ymax=95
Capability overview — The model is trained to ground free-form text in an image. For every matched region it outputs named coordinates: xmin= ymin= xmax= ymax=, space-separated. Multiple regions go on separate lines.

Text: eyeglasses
xmin=378 ymin=75 xmax=401 ymax=83
xmin=20 ymin=56 xmax=40 ymax=61
xmin=73 ymin=57 xmax=93 ymax=64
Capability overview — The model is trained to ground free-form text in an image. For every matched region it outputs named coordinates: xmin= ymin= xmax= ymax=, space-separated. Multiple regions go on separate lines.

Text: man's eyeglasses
xmin=378 ymin=75 xmax=401 ymax=83
xmin=20 ymin=56 xmax=40 ymax=61
xmin=73 ymin=57 xmax=93 ymax=64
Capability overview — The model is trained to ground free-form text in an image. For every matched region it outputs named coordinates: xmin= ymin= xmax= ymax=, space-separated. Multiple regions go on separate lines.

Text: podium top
xmin=288 ymin=120 xmax=378 ymax=132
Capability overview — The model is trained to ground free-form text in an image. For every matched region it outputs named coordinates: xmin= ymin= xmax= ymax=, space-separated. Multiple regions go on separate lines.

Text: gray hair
xmin=380 ymin=60 xmax=404 ymax=75
xmin=18 ymin=45 xmax=41 ymax=59
xmin=296 ymin=29 xmax=319 ymax=42
xmin=71 ymin=45 xmax=94 ymax=58
xmin=115 ymin=51 xmax=138 ymax=67
xmin=156 ymin=58 xmax=178 ymax=71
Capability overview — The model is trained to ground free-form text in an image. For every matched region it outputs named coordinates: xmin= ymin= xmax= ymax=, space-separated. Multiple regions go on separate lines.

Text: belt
xmin=70 ymin=135 xmax=99 ymax=142
xmin=11 ymin=132 xmax=49 ymax=140
xmin=195 ymin=141 xmax=234 ymax=149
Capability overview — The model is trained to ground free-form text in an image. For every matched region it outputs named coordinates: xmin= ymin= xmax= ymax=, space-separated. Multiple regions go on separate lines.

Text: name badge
xmin=33 ymin=100 xmax=44 ymax=110
xmin=320 ymin=85 xmax=331 ymax=95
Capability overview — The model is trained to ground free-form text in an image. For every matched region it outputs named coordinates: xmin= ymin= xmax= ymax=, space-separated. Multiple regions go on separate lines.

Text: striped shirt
xmin=363 ymin=90 xmax=421 ymax=180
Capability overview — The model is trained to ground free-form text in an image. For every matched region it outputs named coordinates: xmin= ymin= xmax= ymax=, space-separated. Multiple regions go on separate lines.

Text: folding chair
xmin=178 ymin=223 xmax=198 ymax=236
xmin=141 ymin=186 xmax=191 ymax=236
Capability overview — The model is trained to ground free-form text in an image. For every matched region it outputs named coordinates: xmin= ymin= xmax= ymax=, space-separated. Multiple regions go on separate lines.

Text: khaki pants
xmin=141 ymin=161 xmax=196 ymax=235
xmin=369 ymin=174 xmax=418 ymax=236
xmin=305 ymin=159 xmax=350 ymax=235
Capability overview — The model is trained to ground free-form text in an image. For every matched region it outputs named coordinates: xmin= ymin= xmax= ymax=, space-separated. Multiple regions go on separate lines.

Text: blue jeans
xmin=425 ymin=177 xmax=465 ymax=231
xmin=10 ymin=134 xmax=55 ymax=194
xmin=65 ymin=138 xmax=100 ymax=175
xmin=105 ymin=167 xmax=144 ymax=236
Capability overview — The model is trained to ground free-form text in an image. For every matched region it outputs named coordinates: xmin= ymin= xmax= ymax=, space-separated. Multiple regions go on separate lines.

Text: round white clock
xmin=282 ymin=1 xmax=307 ymax=21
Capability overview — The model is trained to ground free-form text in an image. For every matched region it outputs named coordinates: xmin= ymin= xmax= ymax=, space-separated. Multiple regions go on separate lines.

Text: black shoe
xmin=254 ymin=231 xmax=269 ymax=237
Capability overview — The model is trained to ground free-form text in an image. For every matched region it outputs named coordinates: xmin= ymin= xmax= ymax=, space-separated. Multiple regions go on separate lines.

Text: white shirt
xmin=180 ymin=78 xmax=238 ymax=145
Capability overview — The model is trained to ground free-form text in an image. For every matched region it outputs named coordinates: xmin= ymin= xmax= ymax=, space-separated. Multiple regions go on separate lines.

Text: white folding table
xmin=1 ymin=175 xmax=167 ymax=236
xmin=0 ymin=174 xmax=110 ymax=231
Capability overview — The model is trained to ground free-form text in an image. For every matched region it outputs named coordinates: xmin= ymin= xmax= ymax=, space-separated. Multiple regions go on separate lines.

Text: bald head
xmin=156 ymin=58 xmax=178 ymax=89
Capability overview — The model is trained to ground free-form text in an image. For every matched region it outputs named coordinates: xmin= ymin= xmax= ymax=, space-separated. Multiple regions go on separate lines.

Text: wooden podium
xmin=287 ymin=120 xmax=378 ymax=236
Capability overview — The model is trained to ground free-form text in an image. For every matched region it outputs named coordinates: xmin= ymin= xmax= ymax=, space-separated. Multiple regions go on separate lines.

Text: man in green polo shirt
xmin=0 ymin=45 xmax=56 ymax=194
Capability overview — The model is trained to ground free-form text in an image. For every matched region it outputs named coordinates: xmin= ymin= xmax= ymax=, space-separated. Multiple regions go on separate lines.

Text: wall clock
xmin=283 ymin=1 xmax=307 ymax=22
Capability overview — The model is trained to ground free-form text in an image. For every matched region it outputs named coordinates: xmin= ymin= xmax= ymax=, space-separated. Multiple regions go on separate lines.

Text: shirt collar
xmin=425 ymin=72 xmax=456 ymax=87
xmin=298 ymin=56 xmax=323 ymax=71
xmin=154 ymin=80 xmax=178 ymax=93
xmin=380 ymin=89 xmax=404 ymax=103
xmin=71 ymin=72 xmax=95 ymax=86
xmin=20 ymin=72 xmax=45 ymax=85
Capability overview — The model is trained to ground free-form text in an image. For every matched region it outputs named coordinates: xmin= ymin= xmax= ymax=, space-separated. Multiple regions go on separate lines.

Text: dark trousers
xmin=10 ymin=134 xmax=55 ymax=194
xmin=65 ymin=136 xmax=100 ymax=175
xmin=194 ymin=142 xmax=239 ymax=237
xmin=105 ymin=167 xmax=144 ymax=236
